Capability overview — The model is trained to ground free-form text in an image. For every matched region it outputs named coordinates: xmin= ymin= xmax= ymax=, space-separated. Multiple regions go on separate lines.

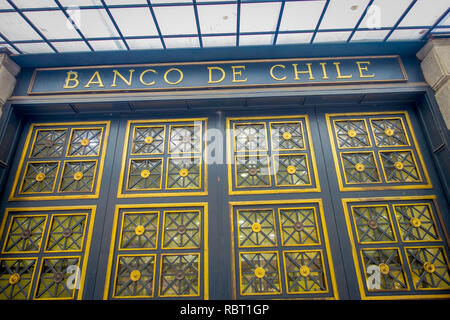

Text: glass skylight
xmin=0 ymin=0 xmax=448 ymax=55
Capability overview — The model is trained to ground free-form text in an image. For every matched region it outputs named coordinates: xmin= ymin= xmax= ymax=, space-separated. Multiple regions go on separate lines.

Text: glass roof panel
xmin=202 ymin=35 xmax=236 ymax=47
xmin=0 ymin=12 xmax=42 ymax=41
xmin=126 ymin=38 xmax=163 ymax=49
xmin=10 ymin=0 xmax=58 ymax=8
xmin=105 ymin=0 xmax=147 ymax=4
xmin=154 ymin=5 xmax=198 ymax=35
xmin=151 ymin=0 xmax=193 ymax=4
xmin=314 ymin=31 xmax=352 ymax=43
xmin=239 ymin=34 xmax=273 ymax=46
xmin=14 ymin=42 xmax=53 ymax=53
xmin=319 ymin=0 xmax=371 ymax=30
xmin=51 ymin=41 xmax=91 ymax=52
xmin=24 ymin=10 xmax=81 ymax=40
xmin=197 ymin=4 xmax=237 ymax=34
xmin=76 ymin=9 xmax=119 ymax=38
xmin=164 ymin=36 xmax=200 ymax=48
xmin=279 ymin=0 xmax=325 ymax=31
xmin=351 ymin=29 xmax=390 ymax=42
xmin=276 ymin=32 xmax=313 ymax=44
xmin=399 ymin=0 xmax=450 ymax=27
xmin=89 ymin=39 xmax=126 ymax=50
xmin=388 ymin=28 xmax=428 ymax=41
xmin=240 ymin=2 xmax=281 ymax=33
xmin=59 ymin=0 xmax=103 ymax=6
xmin=0 ymin=1 xmax=12 ymax=9
xmin=110 ymin=7 xmax=158 ymax=37
xmin=358 ymin=0 xmax=413 ymax=28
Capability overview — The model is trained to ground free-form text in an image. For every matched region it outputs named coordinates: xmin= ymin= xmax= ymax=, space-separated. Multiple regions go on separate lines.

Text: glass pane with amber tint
xmin=166 ymin=157 xmax=201 ymax=189
xmin=279 ymin=208 xmax=319 ymax=246
xmin=114 ymin=255 xmax=155 ymax=298
xmin=371 ymin=118 xmax=409 ymax=147
xmin=394 ymin=205 xmax=440 ymax=242
xmin=270 ymin=121 xmax=305 ymax=151
xmin=239 ymin=252 xmax=281 ymax=295
xmin=235 ymin=156 xmax=270 ymax=187
xmin=67 ymin=128 xmax=102 ymax=156
xmin=127 ymin=159 xmax=162 ymax=190
xmin=274 ymin=154 xmax=310 ymax=186
xmin=132 ymin=126 xmax=165 ymax=154
xmin=361 ymin=249 xmax=408 ymax=291
xmin=4 ymin=216 xmax=46 ymax=253
xmin=46 ymin=215 xmax=87 ymax=252
xmin=351 ymin=206 xmax=395 ymax=243
xmin=380 ymin=151 xmax=420 ymax=183
xmin=284 ymin=251 xmax=327 ymax=294
xmin=120 ymin=212 xmax=159 ymax=250
xmin=159 ymin=254 xmax=200 ymax=297
xmin=406 ymin=247 xmax=450 ymax=290
xmin=237 ymin=210 xmax=276 ymax=247
xmin=334 ymin=119 xmax=371 ymax=149
xmin=20 ymin=162 xmax=58 ymax=194
xmin=169 ymin=125 xmax=202 ymax=154
xmin=59 ymin=161 xmax=96 ymax=192
xmin=234 ymin=123 xmax=267 ymax=152
xmin=0 ymin=259 xmax=36 ymax=300
xmin=341 ymin=152 xmax=380 ymax=183
xmin=34 ymin=257 xmax=80 ymax=299
xmin=163 ymin=211 xmax=201 ymax=249
xmin=30 ymin=130 xmax=67 ymax=158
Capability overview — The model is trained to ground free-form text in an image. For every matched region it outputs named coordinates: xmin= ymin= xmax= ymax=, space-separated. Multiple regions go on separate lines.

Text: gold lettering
xmin=84 ymin=71 xmax=104 ymax=88
xmin=320 ymin=62 xmax=329 ymax=80
xmin=292 ymin=63 xmax=315 ymax=80
xmin=231 ymin=65 xmax=247 ymax=83
xmin=269 ymin=64 xmax=287 ymax=81
xmin=164 ymin=68 xmax=183 ymax=85
xmin=111 ymin=69 xmax=135 ymax=87
xmin=333 ymin=62 xmax=352 ymax=79
xmin=140 ymin=69 xmax=157 ymax=86
xmin=208 ymin=66 xmax=226 ymax=84
xmin=356 ymin=61 xmax=375 ymax=78
xmin=63 ymin=71 xmax=79 ymax=89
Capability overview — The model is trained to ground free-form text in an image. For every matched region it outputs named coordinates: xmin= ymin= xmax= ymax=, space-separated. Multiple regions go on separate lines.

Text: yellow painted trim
xmin=378 ymin=148 xmax=423 ymax=184
xmin=161 ymin=209 xmax=202 ymax=250
xmin=57 ymin=159 xmax=98 ymax=193
xmin=65 ymin=126 xmax=105 ymax=158
xmin=43 ymin=212 xmax=90 ymax=253
xmin=0 ymin=257 xmax=39 ymax=299
xmin=349 ymin=204 xmax=398 ymax=245
xmin=339 ymin=150 xmax=382 ymax=185
xmin=118 ymin=211 xmax=160 ymax=251
xmin=233 ymin=154 xmax=272 ymax=189
xmin=272 ymin=153 xmax=313 ymax=187
xmin=158 ymin=252 xmax=201 ymax=298
xmin=392 ymin=203 xmax=442 ymax=243
xmin=369 ymin=116 xmax=411 ymax=148
xmin=269 ymin=120 xmax=306 ymax=152
xmin=1 ymin=213 xmax=48 ymax=254
xmin=332 ymin=118 xmax=373 ymax=149
xmin=111 ymin=253 xmax=157 ymax=299
xmin=232 ymin=122 xmax=269 ymax=153
xmin=168 ymin=123 xmax=203 ymax=154
xmin=17 ymin=160 xmax=61 ymax=195
xmin=125 ymin=157 xmax=164 ymax=191
xmin=236 ymin=208 xmax=278 ymax=249
xmin=277 ymin=207 xmax=321 ymax=247
xmin=165 ymin=156 xmax=202 ymax=190
xmin=130 ymin=125 xmax=166 ymax=156
xmin=28 ymin=127 xmax=69 ymax=159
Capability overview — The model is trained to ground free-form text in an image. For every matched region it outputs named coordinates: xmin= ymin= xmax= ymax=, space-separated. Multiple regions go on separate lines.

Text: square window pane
xmin=89 ymin=39 xmax=126 ymax=51
xmin=388 ymin=28 xmax=428 ymax=41
xmin=0 ymin=1 xmax=12 ymax=9
xmin=314 ymin=31 xmax=352 ymax=43
xmin=438 ymin=12 xmax=450 ymax=26
xmin=240 ymin=2 xmax=281 ymax=33
xmin=276 ymin=33 xmax=313 ymax=44
xmin=239 ymin=34 xmax=273 ymax=46
xmin=126 ymin=38 xmax=163 ymax=49
xmin=77 ymin=9 xmax=119 ymax=38
xmin=202 ymin=35 xmax=235 ymax=47
xmin=0 ymin=44 xmax=19 ymax=54
xmin=105 ymin=0 xmax=147 ymax=4
xmin=59 ymin=0 xmax=102 ymax=6
xmin=198 ymin=4 xmax=237 ymax=34
xmin=25 ymin=11 xmax=81 ymax=40
xmin=110 ymin=8 xmax=158 ymax=37
xmin=154 ymin=6 xmax=198 ymax=35
xmin=164 ymin=36 xmax=200 ymax=48
xmin=279 ymin=1 xmax=325 ymax=31
xmin=351 ymin=29 xmax=389 ymax=41
xmin=15 ymin=42 xmax=54 ymax=54
xmin=319 ymin=0 xmax=371 ymax=30
xmin=399 ymin=0 xmax=450 ymax=27
xmin=11 ymin=0 xmax=57 ymax=8
xmin=359 ymin=0 xmax=413 ymax=29
xmin=51 ymin=41 xmax=91 ymax=52
xmin=0 ymin=12 xmax=42 ymax=41
xmin=151 ymin=0 xmax=193 ymax=3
